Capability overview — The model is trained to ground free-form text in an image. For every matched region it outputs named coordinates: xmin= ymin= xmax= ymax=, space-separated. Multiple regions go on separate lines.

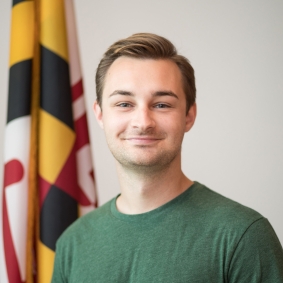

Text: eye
xmin=116 ymin=102 xmax=132 ymax=107
xmin=154 ymin=103 xmax=170 ymax=108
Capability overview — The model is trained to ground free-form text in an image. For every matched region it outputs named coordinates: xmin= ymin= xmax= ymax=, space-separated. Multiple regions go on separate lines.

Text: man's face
xmin=94 ymin=57 xmax=196 ymax=172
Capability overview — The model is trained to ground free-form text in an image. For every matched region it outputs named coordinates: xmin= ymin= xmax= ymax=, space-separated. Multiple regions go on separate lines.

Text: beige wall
xmin=0 ymin=1 xmax=282 ymax=276
xmin=72 ymin=0 xmax=283 ymax=241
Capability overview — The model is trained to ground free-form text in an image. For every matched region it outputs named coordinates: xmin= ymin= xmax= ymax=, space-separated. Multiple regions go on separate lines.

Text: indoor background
xmin=0 ymin=0 xmax=282 ymax=272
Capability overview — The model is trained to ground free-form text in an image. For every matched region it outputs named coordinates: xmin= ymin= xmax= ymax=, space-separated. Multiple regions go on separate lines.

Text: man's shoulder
xmin=189 ymin=182 xmax=264 ymax=229
xmin=56 ymin=197 xmax=115 ymax=246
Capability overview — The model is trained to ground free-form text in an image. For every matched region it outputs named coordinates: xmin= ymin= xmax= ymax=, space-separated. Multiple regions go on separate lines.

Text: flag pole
xmin=26 ymin=0 xmax=40 ymax=281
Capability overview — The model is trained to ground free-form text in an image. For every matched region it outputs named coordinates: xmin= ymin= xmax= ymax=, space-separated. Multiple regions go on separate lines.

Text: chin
xmin=115 ymin=151 xmax=180 ymax=172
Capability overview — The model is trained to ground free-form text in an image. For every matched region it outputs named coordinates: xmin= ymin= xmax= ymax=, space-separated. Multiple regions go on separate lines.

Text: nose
xmin=131 ymin=106 xmax=156 ymax=132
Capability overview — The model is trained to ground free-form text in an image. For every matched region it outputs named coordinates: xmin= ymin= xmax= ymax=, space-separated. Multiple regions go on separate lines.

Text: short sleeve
xmin=228 ymin=218 xmax=283 ymax=283
xmin=51 ymin=241 xmax=65 ymax=283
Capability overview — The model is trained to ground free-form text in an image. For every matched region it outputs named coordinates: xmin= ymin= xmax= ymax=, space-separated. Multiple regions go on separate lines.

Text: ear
xmin=185 ymin=103 xmax=197 ymax=132
xmin=93 ymin=100 xmax=104 ymax=129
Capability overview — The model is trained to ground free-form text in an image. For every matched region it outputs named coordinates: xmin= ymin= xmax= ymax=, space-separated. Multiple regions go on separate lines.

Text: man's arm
xmin=228 ymin=218 xmax=283 ymax=282
xmin=51 ymin=242 xmax=65 ymax=283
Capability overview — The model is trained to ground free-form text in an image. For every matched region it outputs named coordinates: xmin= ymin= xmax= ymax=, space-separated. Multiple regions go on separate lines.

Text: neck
xmin=115 ymin=155 xmax=193 ymax=214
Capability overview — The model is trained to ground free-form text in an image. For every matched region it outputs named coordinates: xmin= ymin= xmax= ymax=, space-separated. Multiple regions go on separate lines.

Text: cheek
xmin=159 ymin=115 xmax=186 ymax=133
xmin=103 ymin=114 xmax=128 ymax=135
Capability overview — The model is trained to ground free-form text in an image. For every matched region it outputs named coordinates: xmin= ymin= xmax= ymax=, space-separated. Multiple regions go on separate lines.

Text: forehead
xmin=103 ymin=57 xmax=184 ymax=97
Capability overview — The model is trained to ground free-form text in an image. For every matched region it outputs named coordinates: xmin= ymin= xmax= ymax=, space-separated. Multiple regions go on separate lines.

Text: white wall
xmin=0 ymin=0 xmax=282 ymax=261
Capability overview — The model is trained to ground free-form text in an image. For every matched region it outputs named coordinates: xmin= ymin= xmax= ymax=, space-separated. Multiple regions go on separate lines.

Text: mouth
xmin=124 ymin=137 xmax=163 ymax=145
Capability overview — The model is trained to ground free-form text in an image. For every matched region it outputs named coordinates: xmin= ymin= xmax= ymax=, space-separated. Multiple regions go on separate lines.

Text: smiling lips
xmin=124 ymin=136 xmax=163 ymax=145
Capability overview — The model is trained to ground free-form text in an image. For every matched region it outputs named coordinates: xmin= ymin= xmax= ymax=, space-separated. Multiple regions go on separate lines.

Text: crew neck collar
xmin=110 ymin=181 xmax=200 ymax=223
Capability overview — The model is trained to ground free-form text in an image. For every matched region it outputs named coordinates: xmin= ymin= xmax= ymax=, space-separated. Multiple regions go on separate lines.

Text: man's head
xmin=96 ymin=33 xmax=196 ymax=113
xmin=93 ymin=33 xmax=197 ymax=172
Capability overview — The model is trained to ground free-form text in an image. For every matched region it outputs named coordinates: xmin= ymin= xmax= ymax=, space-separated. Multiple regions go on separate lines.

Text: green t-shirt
xmin=52 ymin=182 xmax=283 ymax=282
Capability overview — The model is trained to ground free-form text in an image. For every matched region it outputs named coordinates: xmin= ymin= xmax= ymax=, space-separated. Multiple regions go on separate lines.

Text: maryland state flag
xmin=1 ymin=0 xmax=97 ymax=282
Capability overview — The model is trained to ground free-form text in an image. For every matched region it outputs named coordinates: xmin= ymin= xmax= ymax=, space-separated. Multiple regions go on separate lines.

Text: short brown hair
xmin=95 ymin=33 xmax=196 ymax=113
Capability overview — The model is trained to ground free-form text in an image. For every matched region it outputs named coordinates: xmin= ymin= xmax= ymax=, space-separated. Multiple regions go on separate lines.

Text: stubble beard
xmin=106 ymin=131 xmax=183 ymax=174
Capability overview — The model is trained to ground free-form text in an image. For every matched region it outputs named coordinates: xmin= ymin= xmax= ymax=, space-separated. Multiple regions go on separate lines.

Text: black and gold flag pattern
xmin=2 ymin=1 xmax=97 ymax=282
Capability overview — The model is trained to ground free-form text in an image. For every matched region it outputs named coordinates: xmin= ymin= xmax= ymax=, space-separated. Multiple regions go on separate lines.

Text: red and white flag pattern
xmin=1 ymin=0 xmax=97 ymax=282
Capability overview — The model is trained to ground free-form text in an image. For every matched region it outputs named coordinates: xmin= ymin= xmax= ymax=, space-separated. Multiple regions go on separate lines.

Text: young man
xmin=52 ymin=33 xmax=283 ymax=282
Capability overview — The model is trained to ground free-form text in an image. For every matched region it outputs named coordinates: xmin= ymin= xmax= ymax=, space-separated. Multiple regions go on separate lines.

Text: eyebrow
xmin=109 ymin=90 xmax=134 ymax=97
xmin=108 ymin=90 xmax=179 ymax=99
xmin=153 ymin=91 xmax=179 ymax=99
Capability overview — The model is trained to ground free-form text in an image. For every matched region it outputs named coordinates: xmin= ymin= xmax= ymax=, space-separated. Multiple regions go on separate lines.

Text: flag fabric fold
xmin=1 ymin=1 xmax=97 ymax=282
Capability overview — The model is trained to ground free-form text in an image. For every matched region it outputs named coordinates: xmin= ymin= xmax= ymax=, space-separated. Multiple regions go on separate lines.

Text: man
xmin=52 ymin=33 xmax=283 ymax=282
